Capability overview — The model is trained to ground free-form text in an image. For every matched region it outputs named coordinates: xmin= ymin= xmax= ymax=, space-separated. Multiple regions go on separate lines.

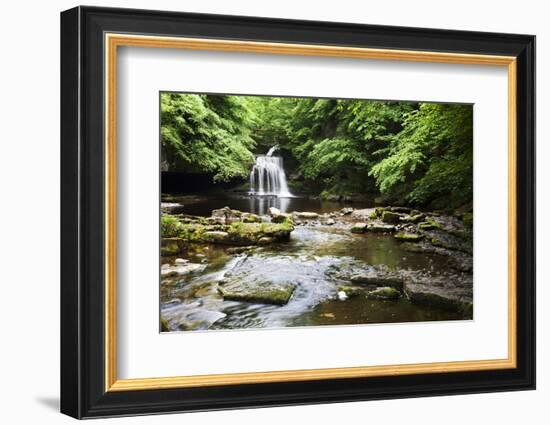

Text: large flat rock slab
xmin=404 ymin=274 xmax=473 ymax=315
xmin=218 ymin=280 xmax=296 ymax=305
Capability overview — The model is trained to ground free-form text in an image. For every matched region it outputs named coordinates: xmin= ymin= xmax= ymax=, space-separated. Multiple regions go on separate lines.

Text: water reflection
xmin=247 ymin=195 xmax=291 ymax=214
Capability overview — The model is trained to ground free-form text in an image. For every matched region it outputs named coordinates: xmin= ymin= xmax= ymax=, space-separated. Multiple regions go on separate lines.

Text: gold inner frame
xmin=104 ymin=33 xmax=518 ymax=392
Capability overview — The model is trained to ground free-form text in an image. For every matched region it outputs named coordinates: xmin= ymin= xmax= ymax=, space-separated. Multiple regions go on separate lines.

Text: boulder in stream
xmin=366 ymin=286 xmax=401 ymax=300
xmin=161 ymin=262 xmax=206 ymax=278
xmin=404 ymin=274 xmax=473 ymax=315
xmin=381 ymin=211 xmax=402 ymax=224
xmin=218 ymin=280 xmax=296 ymax=306
xmin=394 ymin=232 xmax=424 ymax=242
xmin=367 ymin=223 xmax=396 ymax=233
xmin=350 ymin=271 xmax=403 ymax=289
xmin=351 ymin=222 xmax=369 ymax=233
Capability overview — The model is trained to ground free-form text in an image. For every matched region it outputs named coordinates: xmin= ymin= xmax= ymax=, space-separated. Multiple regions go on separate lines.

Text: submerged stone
xmin=404 ymin=275 xmax=473 ymax=315
xmin=367 ymin=286 xmax=401 ymax=300
xmin=218 ymin=280 xmax=296 ymax=305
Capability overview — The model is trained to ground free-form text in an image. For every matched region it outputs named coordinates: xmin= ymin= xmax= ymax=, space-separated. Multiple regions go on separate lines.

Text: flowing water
xmin=160 ymin=220 xmax=464 ymax=332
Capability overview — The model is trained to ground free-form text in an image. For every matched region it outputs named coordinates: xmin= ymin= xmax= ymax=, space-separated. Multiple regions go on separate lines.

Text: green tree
xmin=160 ymin=93 xmax=257 ymax=182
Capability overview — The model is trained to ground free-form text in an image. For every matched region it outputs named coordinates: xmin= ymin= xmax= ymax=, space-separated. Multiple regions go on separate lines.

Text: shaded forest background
xmin=160 ymin=92 xmax=473 ymax=210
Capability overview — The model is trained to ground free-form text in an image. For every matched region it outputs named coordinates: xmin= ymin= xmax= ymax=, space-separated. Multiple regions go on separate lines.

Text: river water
xmin=160 ymin=194 xmax=466 ymax=332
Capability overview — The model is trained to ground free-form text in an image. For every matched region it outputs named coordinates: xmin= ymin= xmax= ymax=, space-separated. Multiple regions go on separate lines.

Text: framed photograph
xmin=60 ymin=6 xmax=535 ymax=419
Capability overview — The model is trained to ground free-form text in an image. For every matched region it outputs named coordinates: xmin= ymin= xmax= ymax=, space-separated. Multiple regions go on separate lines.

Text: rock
xmin=161 ymin=202 xmax=184 ymax=214
xmin=174 ymin=258 xmax=189 ymax=265
xmin=404 ymin=274 xmax=473 ymax=314
xmin=268 ymin=207 xmax=281 ymax=216
xmin=202 ymin=231 xmax=230 ymax=243
xmin=367 ymin=286 xmax=401 ymax=300
xmin=381 ymin=211 xmax=401 ymax=224
xmin=351 ymin=208 xmax=377 ymax=219
xmin=401 ymin=213 xmax=425 ymax=223
xmin=418 ymin=220 xmax=441 ymax=230
xmin=338 ymin=285 xmax=363 ymax=298
xmin=293 ymin=211 xmax=319 ymax=219
xmin=394 ymin=232 xmax=424 ymax=242
xmin=272 ymin=213 xmax=291 ymax=223
xmin=367 ymin=223 xmax=396 ymax=233
xmin=241 ymin=213 xmax=262 ymax=223
xmin=325 ymin=218 xmax=336 ymax=225
xmin=218 ymin=280 xmax=296 ymax=305
xmin=258 ymin=236 xmax=274 ymax=245
xmin=351 ymin=222 xmax=369 ymax=233
xmin=340 ymin=207 xmax=354 ymax=215
xmin=337 ymin=291 xmax=348 ymax=301
xmin=350 ymin=272 xmax=403 ymax=289
xmin=161 ymin=262 xmax=206 ymax=278
xmin=211 ymin=206 xmax=242 ymax=224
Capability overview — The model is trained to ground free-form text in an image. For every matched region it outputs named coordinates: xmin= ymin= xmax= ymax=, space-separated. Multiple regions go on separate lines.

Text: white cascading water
xmin=249 ymin=146 xmax=293 ymax=197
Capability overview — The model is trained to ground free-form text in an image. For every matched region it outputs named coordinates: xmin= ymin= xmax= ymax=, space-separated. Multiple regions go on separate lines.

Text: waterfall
xmin=249 ymin=147 xmax=293 ymax=198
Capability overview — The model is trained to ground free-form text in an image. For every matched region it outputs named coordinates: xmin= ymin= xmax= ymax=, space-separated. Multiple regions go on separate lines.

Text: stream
xmin=160 ymin=195 xmax=466 ymax=332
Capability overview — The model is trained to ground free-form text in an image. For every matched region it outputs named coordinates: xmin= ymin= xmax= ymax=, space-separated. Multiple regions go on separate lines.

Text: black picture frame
xmin=61 ymin=5 xmax=536 ymax=419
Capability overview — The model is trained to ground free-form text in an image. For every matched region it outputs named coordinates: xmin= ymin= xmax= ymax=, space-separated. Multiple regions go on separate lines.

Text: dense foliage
xmin=160 ymin=93 xmax=257 ymax=182
xmin=160 ymin=93 xmax=473 ymax=209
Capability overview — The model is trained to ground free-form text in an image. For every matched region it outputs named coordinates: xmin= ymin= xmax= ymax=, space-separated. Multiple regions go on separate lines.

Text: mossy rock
xmin=394 ymin=232 xmax=424 ymax=242
xmin=351 ymin=222 xmax=368 ymax=233
xmin=367 ymin=223 xmax=396 ymax=233
xmin=241 ymin=213 xmax=262 ymax=223
xmin=381 ymin=211 xmax=401 ymax=224
xmin=462 ymin=212 xmax=473 ymax=229
xmin=401 ymin=213 xmax=425 ymax=223
xmin=367 ymin=286 xmax=401 ymax=300
xmin=418 ymin=220 xmax=440 ymax=230
xmin=350 ymin=273 xmax=403 ymax=289
xmin=218 ymin=280 xmax=296 ymax=305
xmin=338 ymin=285 xmax=363 ymax=298
xmin=160 ymin=317 xmax=169 ymax=332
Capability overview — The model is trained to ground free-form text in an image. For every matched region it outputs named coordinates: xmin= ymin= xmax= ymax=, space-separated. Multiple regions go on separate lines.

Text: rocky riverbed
xmin=160 ymin=204 xmax=473 ymax=331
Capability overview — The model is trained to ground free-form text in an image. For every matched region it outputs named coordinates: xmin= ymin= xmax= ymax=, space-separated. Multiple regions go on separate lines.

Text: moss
xmin=351 ymin=223 xmax=368 ymax=233
xmin=394 ymin=232 xmax=424 ymax=242
xmin=367 ymin=287 xmax=401 ymax=300
xmin=338 ymin=285 xmax=362 ymax=298
xmin=418 ymin=219 xmax=442 ymax=230
xmin=160 ymin=317 xmax=169 ymax=332
xmin=219 ymin=280 xmax=296 ymax=305
xmin=462 ymin=212 xmax=473 ymax=229
xmin=161 ymin=214 xmax=183 ymax=237
xmin=381 ymin=211 xmax=401 ymax=224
